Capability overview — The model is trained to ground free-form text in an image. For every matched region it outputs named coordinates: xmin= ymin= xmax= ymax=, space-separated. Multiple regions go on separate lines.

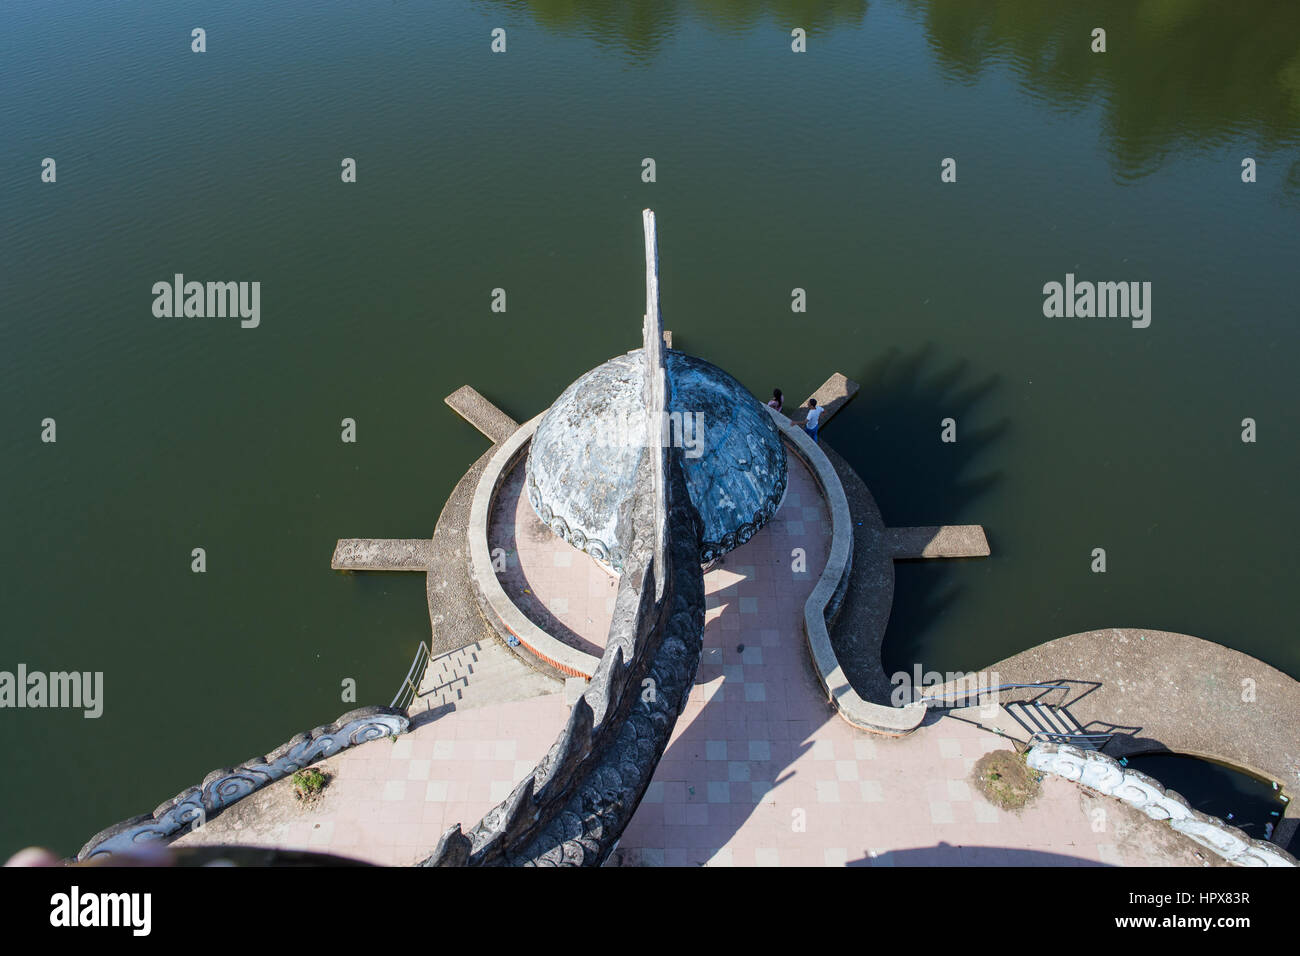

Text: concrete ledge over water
xmin=331 ymin=538 xmax=432 ymax=571
xmin=445 ymin=385 xmax=519 ymax=444
xmin=885 ymin=525 xmax=990 ymax=559
xmin=791 ymin=372 xmax=859 ymax=428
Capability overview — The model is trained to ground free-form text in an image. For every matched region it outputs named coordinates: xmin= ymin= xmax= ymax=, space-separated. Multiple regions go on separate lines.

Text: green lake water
xmin=3 ymin=0 xmax=1298 ymax=856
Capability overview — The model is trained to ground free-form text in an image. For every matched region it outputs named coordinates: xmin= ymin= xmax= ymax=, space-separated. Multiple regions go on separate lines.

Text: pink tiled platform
xmin=183 ymin=449 xmax=1136 ymax=866
xmin=623 ymin=708 xmax=1120 ymax=866
xmin=489 ymin=464 xmax=619 ymax=656
xmin=613 ymin=455 xmax=1124 ymax=866
xmin=178 ymin=692 xmax=570 ymax=867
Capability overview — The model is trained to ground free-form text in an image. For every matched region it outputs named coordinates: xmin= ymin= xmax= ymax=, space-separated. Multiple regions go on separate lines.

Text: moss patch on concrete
xmin=973 ymin=749 xmax=1042 ymax=811
xmin=292 ymin=768 xmax=329 ymax=804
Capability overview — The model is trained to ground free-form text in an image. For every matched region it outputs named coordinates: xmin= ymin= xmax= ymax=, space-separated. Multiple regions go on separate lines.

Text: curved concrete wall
xmin=1029 ymin=743 xmax=1295 ymax=867
xmin=473 ymin=407 xmax=931 ymax=736
xmin=467 ymin=414 xmax=602 ymax=679
xmin=768 ymin=409 xmax=926 ymax=735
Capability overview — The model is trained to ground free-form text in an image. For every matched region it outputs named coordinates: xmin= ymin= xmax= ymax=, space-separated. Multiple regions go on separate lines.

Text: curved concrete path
xmin=945 ymin=629 xmax=1300 ymax=818
xmin=180 ymin=504 xmax=1218 ymax=867
xmin=425 ymin=419 xmax=521 ymax=658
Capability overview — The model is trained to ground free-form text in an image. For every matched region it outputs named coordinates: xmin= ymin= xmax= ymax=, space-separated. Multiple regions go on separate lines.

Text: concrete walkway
xmin=444 ymin=385 xmax=519 ymax=444
xmin=938 ymin=629 xmax=1300 ymax=821
xmin=330 ymin=539 xmax=433 ymax=571
xmin=183 ymin=456 xmax=1214 ymax=866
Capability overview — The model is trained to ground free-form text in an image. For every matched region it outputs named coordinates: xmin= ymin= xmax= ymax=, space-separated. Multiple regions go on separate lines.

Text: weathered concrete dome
xmin=526 ymin=349 xmax=787 ymax=569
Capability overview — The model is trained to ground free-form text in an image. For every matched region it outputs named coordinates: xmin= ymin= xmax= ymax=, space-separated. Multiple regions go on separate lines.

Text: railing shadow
xmin=918 ymin=678 xmax=1143 ymax=750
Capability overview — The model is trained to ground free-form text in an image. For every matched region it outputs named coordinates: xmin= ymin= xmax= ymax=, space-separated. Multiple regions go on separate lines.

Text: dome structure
xmin=525 ymin=349 xmax=787 ymax=569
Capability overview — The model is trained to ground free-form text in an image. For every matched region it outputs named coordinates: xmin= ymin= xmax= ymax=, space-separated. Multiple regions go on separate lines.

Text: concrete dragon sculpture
xmin=421 ymin=210 xmax=708 ymax=867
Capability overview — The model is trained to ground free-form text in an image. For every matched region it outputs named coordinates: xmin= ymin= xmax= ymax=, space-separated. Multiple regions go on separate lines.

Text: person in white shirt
xmin=802 ymin=398 xmax=823 ymax=443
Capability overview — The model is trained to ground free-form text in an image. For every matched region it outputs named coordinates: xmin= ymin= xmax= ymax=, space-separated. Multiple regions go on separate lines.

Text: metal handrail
xmin=913 ymin=680 xmax=1115 ymax=749
xmin=1027 ymin=730 xmax=1114 ymax=746
xmin=916 ymin=682 xmax=1069 ymax=706
xmin=391 ymin=640 xmax=431 ymax=710
xmin=1029 ymin=733 xmax=1112 ymax=749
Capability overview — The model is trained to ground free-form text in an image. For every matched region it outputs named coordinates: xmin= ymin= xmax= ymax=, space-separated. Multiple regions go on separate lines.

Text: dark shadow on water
xmin=831 ymin=344 xmax=1008 ymax=686
xmin=850 ymin=344 xmax=1004 ymax=527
